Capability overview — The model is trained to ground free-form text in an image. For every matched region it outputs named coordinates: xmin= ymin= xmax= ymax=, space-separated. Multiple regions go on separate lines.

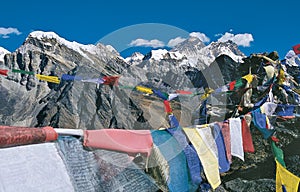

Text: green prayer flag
xmin=12 ymin=69 xmax=35 ymax=75
xmin=119 ymin=85 xmax=135 ymax=89
xmin=271 ymin=141 xmax=286 ymax=167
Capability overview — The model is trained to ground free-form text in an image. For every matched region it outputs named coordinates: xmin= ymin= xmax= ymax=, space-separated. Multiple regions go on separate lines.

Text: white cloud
xmin=189 ymin=32 xmax=210 ymax=43
xmin=0 ymin=27 xmax=22 ymax=38
xmin=217 ymin=32 xmax=254 ymax=47
xmin=167 ymin=37 xmax=186 ymax=47
xmin=129 ymin=38 xmax=165 ymax=48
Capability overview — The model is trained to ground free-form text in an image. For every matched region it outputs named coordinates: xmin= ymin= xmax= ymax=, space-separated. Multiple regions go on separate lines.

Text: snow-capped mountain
xmin=172 ymin=38 xmax=245 ymax=68
xmin=0 ymin=47 xmax=10 ymax=63
xmin=125 ymin=37 xmax=245 ymax=69
xmin=124 ymin=52 xmax=144 ymax=65
xmin=171 ymin=36 xmax=206 ymax=57
xmin=21 ymin=31 xmax=120 ymax=64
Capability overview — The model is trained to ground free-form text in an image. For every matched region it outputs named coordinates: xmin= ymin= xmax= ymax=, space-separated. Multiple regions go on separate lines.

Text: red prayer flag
xmin=241 ymin=118 xmax=255 ymax=153
xmin=175 ymin=90 xmax=192 ymax=95
xmin=83 ymin=129 xmax=153 ymax=157
xmin=0 ymin=69 xmax=8 ymax=76
xmin=229 ymin=80 xmax=236 ymax=91
xmin=102 ymin=76 xmax=120 ymax=86
xmin=219 ymin=122 xmax=232 ymax=163
xmin=292 ymin=44 xmax=300 ymax=55
xmin=0 ymin=126 xmax=58 ymax=148
xmin=163 ymin=100 xmax=172 ymax=113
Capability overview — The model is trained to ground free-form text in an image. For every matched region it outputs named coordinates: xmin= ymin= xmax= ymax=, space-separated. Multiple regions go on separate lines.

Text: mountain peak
xmin=171 ymin=36 xmax=206 ymax=54
xmin=27 ymin=31 xmax=61 ymax=40
xmin=124 ymin=52 xmax=144 ymax=64
xmin=21 ymin=31 xmax=119 ymax=62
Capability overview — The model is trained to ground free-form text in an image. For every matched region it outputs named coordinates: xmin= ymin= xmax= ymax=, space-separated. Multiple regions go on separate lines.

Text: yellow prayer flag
xmin=136 ymin=86 xmax=153 ymax=94
xmin=276 ymin=160 xmax=300 ymax=192
xmin=36 ymin=74 xmax=61 ymax=84
xmin=242 ymin=74 xmax=254 ymax=84
xmin=200 ymin=88 xmax=214 ymax=100
xmin=183 ymin=128 xmax=221 ymax=189
xmin=278 ymin=69 xmax=285 ymax=85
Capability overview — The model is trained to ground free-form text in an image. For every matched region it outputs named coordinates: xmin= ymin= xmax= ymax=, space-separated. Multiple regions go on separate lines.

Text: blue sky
xmin=0 ymin=0 xmax=299 ymax=58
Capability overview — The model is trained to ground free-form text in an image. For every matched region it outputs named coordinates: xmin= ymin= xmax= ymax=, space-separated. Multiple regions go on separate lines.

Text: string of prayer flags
xmin=35 ymin=74 xmax=61 ymax=84
xmin=0 ymin=69 xmax=8 ymax=76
